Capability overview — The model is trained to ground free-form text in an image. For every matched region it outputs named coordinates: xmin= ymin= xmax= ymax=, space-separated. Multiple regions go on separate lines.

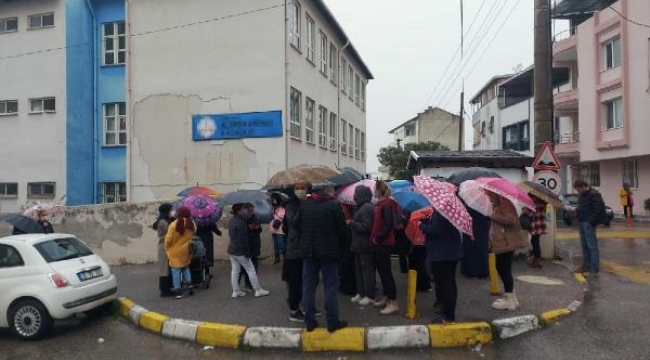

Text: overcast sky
xmin=325 ymin=0 xmax=536 ymax=173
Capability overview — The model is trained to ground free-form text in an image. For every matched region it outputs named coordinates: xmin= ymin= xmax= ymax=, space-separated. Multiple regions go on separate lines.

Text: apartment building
xmin=470 ymin=75 xmax=511 ymax=151
xmin=388 ymin=106 xmax=461 ymax=151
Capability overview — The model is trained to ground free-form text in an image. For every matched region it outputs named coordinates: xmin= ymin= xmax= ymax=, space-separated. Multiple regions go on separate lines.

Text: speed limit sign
xmin=533 ymin=170 xmax=561 ymax=195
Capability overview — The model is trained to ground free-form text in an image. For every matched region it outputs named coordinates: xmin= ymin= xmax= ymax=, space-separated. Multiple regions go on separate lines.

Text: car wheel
xmin=8 ymin=299 xmax=53 ymax=341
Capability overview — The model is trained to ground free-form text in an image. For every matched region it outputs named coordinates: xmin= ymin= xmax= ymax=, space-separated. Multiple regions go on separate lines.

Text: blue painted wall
xmin=66 ymin=0 xmax=125 ymax=205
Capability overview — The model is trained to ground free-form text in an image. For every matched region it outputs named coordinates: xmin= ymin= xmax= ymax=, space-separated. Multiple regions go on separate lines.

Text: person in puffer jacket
xmin=370 ymin=181 xmax=399 ymax=315
xmin=348 ymin=185 xmax=376 ymax=306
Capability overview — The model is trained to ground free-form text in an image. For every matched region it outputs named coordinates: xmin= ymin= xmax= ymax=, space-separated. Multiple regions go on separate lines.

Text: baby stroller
xmin=189 ymin=236 xmax=212 ymax=289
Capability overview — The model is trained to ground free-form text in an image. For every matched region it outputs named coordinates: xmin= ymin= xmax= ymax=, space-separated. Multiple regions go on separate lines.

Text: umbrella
xmin=473 ymin=177 xmax=535 ymax=210
xmin=392 ymin=191 xmax=431 ymax=213
xmin=458 ymin=180 xmax=493 ymax=216
xmin=327 ymin=167 xmax=365 ymax=187
xmin=222 ymin=190 xmax=269 ymax=205
xmin=446 ymin=167 xmax=502 ymax=186
xmin=405 ymin=207 xmax=434 ymax=246
xmin=413 ymin=175 xmax=473 ymax=237
xmin=180 ymin=195 xmax=223 ymax=227
xmin=264 ymin=164 xmax=338 ymax=190
xmin=23 ymin=203 xmax=65 ymax=219
xmin=520 ymin=181 xmax=562 ymax=207
xmin=1 ymin=214 xmax=45 ymax=234
xmin=247 ymin=199 xmax=274 ymax=224
xmin=177 ymin=186 xmax=220 ymax=199
xmin=336 ymin=179 xmax=376 ymax=205
xmin=388 ymin=180 xmax=414 ymax=193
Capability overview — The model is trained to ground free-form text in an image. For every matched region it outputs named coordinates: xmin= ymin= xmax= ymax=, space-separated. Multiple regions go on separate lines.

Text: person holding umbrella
xmin=348 ymin=185 xmax=376 ymax=307
xmin=239 ymin=203 xmax=262 ymax=292
xmin=523 ymin=195 xmax=548 ymax=269
xmin=370 ymin=181 xmax=399 ymax=315
xmin=164 ymin=206 xmax=196 ymax=299
xmin=282 ymin=182 xmax=309 ymax=322
xmin=270 ymin=193 xmax=287 ymax=265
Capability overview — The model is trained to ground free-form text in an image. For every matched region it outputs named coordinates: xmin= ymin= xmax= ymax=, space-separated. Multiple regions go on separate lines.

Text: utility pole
xmin=458 ymin=0 xmax=465 ymax=151
xmin=533 ymin=0 xmax=553 ymax=152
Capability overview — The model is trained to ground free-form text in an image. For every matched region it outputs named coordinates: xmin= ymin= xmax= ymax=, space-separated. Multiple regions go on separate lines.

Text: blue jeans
xmin=171 ymin=267 xmax=191 ymax=291
xmin=579 ymin=222 xmax=600 ymax=273
xmin=302 ymin=257 xmax=340 ymax=329
xmin=272 ymin=234 xmax=286 ymax=256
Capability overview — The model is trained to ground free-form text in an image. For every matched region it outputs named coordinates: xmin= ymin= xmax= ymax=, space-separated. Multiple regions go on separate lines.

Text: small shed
xmin=407 ymin=150 xmax=534 ymax=184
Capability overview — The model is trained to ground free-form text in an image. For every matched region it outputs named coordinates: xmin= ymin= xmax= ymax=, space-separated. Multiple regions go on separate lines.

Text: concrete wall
xmin=499 ymin=98 xmax=533 ymax=157
xmin=420 ymin=167 xmax=528 ymax=185
xmin=596 ymin=156 xmax=650 ymax=215
xmin=472 ymin=98 xmax=501 ymax=151
xmin=0 ymin=0 xmax=67 ymax=213
xmin=417 ymin=108 xmax=460 ymax=151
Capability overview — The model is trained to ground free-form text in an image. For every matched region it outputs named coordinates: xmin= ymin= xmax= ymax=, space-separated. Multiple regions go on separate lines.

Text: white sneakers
xmin=254 ymin=289 xmax=270 ymax=297
xmin=351 ymin=294 xmax=363 ymax=303
xmin=379 ymin=301 xmax=399 ymax=315
xmin=231 ymin=290 xmax=246 ymax=298
xmin=358 ymin=297 xmax=373 ymax=306
xmin=373 ymin=297 xmax=387 ymax=308
xmin=492 ymin=292 xmax=519 ymax=310
xmin=232 ymin=288 xmax=270 ymax=298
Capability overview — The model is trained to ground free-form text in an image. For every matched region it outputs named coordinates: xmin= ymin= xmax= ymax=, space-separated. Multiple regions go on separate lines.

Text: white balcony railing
xmin=555 ymin=131 xmax=580 ymax=144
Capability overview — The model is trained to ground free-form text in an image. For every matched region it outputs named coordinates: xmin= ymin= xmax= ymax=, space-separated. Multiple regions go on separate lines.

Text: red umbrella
xmin=474 ymin=177 xmax=535 ymax=211
xmin=413 ymin=176 xmax=473 ymax=238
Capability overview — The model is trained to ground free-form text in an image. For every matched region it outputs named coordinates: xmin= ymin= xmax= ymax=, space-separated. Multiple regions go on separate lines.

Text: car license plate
xmin=77 ymin=267 xmax=103 ymax=282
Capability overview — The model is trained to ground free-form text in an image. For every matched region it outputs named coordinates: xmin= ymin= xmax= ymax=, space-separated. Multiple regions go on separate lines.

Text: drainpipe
xmin=85 ymin=0 xmax=98 ymax=204
xmin=283 ymin=0 xmax=289 ymax=170
xmin=125 ymin=0 xmax=132 ymax=202
xmin=337 ymin=40 xmax=350 ymax=169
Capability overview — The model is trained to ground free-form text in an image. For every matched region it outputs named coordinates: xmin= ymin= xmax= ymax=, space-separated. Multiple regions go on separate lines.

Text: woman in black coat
xmin=460 ymin=206 xmax=490 ymax=279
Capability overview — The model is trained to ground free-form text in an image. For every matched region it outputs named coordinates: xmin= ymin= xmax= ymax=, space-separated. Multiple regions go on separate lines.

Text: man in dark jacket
xmin=282 ymin=182 xmax=308 ymax=322
xmin=574 ymin=180 xmax=606 ymax=274
xmin=299 ymin=186 xmax=349 ymax=333
xmin=349 ymin=185 xmax=376 ymax=305
xmin=228 ymin=204 xmax=269 ymax=298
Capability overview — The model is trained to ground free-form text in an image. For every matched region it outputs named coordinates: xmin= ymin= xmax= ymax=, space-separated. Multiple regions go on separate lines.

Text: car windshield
xmin=34 ymin=237 xmax=94 ymax=263
xmin=564 ymin=195 xmax=579 ymax=205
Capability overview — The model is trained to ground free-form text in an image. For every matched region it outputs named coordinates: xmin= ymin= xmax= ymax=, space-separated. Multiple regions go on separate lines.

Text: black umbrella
xmin=520 ymin=181 xmax=562 ymax=207
xmin=1 ymin=214 xmax=45 ymax=234
xmin=446 ymin=167 xmax=502 ymax=186
xmin=327 ymin=167 xmax=365 ymax=187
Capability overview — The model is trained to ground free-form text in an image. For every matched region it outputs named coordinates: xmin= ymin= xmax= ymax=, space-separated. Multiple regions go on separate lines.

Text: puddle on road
xmin=601 ymin=261 xmax=650 ymax=285
xmin=516 ymin=275 xmax=565 ymax=285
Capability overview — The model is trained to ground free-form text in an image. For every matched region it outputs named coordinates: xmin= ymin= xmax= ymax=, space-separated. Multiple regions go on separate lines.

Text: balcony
xmin=554 ymin=88 xmax=578 ymax=114
xmin=553 ymin=28 xmax=577 ymax=63
xmin=554 ymin=131 xmax=580 ymax=156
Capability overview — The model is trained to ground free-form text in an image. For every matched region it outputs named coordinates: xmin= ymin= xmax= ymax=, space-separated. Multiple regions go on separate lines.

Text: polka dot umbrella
xmin=413 ymin=175 xmax=474 ymax=238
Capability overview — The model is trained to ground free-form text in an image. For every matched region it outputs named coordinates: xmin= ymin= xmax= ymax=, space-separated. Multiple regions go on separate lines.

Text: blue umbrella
xmin=392 ymin=191 xmax=431 ymax=212
xmin=388 ymin=180 xmax=414 ymax=193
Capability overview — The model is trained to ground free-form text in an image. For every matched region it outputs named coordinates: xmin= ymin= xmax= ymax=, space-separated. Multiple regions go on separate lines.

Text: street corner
xmin=427 ymin=322 xmax=492 ymax=348
xmin=366 ymin=325 xmax=430 ymax=350
xmin=301 ymin=327 xmax=365 ymax=352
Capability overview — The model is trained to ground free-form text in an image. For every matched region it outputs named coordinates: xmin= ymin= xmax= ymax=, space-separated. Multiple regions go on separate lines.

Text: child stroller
xmin=189 ymin=236 xmax=212 ymax=289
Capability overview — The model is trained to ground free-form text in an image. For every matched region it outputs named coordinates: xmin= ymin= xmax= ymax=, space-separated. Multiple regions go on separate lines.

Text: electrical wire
xmin=608 ymin=6 xmax=650 ymax=28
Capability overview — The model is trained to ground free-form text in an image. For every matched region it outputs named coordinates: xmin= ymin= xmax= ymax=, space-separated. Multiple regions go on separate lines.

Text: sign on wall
xmin=192 ymin=111 xmax=283 ymax=141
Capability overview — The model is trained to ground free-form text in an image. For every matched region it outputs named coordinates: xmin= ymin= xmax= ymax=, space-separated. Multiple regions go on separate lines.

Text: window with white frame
xmin=341 ymin=58 xmax=348 ymax=94
xmin=306 ymin=15 xmax=314 ymax=63
xmin=29 ymin=97 xmax=55 ymax=113
xmin=103 ymin=22 xmax=126 ymax=65
xmin=360 ymin=81 xmax=366 ymax=110
xmin=354 ymin=128 xmax=361 ymax=159
xmin=102 ymin=182 xmax=126 ymax=203
xmin=318 ymin=106 xmax=327 ymax=148
xmin=0 ymin=17 xmax=18 ymax=33
xmin=27 ymin=182 xmax=55 ymax=198
xmin=340 ymin=119 xmax=347 ymax=154
xmin=289 ymin=87 xmax=301 ymax=139
xmin=0 ymin=183 xmax=18 ymax=198
xmin=404 ymin=124 xmax=416 ymax=137
xmin=603 ymin=37 xmax=621 ymax=70
xmin=623 ymin=160 xmax=638 ymax=189
xmin=348 ymin=123 xmax=354 ymax=156
xmin=329 ymin=112 xmax=337 ymax=151
xmin=288 ymin=1 xmax=301 ymax=50
xmin=584 ymin=163 xmax=601 ymax=187
xmin=360 ymin=131 xmax=366 ymax=160
xmin=28 ymin=12 xmax=54 ymax=29
xmin=104 ymin=103 xmax=127 ymax=146
xmin=354 ymin=74 xmax=361 ymax=106
xmin=348 ymin=66 xmax=354 ymax=100
xmin=604 ymin=98 xmax=623 ymax=129
xmin=319 ymin=32 xmax=328 ymax=74
xmin=0 ymin=100 xmax=18 ymax=115
xmin=305 ymin=98 xmax=315 ymax=144
xmin=329 ymin=43 xmax=337 ymax=84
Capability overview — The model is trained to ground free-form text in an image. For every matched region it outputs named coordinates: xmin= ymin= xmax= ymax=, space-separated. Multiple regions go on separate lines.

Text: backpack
xmin=519 ymin=213 xmax=532 ymax=231
xmin=189 ymin=236 xmax=206 ymax=258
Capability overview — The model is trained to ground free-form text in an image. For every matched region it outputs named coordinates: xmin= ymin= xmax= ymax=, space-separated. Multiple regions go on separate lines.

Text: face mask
xmin=170 ymin=210 xmax=177 ymax=218
xmin=295 ymin=190 xmax=307 ymax=200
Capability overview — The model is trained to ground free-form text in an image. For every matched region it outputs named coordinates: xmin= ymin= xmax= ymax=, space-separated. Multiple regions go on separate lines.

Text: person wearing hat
xmin=153 ymin=203 xmax=175 ymax=297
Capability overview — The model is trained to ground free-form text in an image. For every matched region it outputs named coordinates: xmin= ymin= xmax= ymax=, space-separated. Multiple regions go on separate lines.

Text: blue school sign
xmin=192 ymin=111 xmax=283 ymax=141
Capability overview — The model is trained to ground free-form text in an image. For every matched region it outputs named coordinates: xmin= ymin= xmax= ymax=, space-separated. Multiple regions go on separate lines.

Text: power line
xmin=608 ymin=6 xmax=650 ymax=28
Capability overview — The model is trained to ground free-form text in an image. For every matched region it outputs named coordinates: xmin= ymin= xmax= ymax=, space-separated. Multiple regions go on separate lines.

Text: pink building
xmin=552 ymin=0 xmax=650 ymax=215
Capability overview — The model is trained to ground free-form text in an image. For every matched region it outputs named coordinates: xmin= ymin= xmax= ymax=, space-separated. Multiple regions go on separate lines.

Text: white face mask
xmin=295 ymin=190 xmax=307 ymax=200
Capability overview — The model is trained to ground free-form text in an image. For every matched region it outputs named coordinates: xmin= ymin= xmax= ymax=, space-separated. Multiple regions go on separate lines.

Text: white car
xmin=0 ymin=233 xmax=117 ymax=340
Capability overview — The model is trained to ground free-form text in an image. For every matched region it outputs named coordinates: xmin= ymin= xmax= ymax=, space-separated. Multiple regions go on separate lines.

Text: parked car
xmin=0 ymin=233 xmax=117 ymax=340
xmin=559 ymin=194 xmax=614 ymax=226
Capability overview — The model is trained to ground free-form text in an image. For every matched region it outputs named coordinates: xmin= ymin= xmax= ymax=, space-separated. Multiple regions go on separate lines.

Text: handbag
xmin=519 ymin=213 xmax=532 ymax=231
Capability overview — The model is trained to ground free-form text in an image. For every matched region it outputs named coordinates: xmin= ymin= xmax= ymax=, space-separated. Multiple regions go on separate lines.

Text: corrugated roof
xmin=407 ymin=150 xmax=533 ymax=170
xmin=551 ymin=0 xmax=617 ymax=19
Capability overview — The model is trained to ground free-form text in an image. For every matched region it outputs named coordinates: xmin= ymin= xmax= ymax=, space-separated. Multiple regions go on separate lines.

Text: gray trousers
xmin=354 ymin=251 xmax=376 ymax=300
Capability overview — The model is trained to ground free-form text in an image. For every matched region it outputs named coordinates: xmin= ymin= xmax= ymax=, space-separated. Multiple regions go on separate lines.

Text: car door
xmin=0 ymin=243 xmax=29 ymax=327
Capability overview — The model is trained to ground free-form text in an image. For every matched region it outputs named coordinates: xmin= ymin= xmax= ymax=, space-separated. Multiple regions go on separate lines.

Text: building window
xmin=0 ymin=182 xmax=18 ymax=198
xmin=319 ymin=32 xmax=328 ymax=75
xmin=0 ymin=17 xmax=18 ymax=33
xmin=354 ymin=128 xmax=361 ymax=159
xmin=360 ymin=81 xmax=366 ymax=111
xmin=348 ymin=66 xmax=354 ymax=100
xmin=27 ymin=182 xmax=55 ymax=198
xmin=329 ymin=43 xmax=337 ymax=84
xmin=0 ymin=100 xmax=18 ymax=115
xmin=318 ymin=106 xmax=327 ymax=148
xmin=329 ymin=112 xmax=337 ymax=151
xmin=489 ymin=116 xmax=494 ymax=133
xmin=341 ymin=58 xmax=348 ymax=94
xmin=103 ymin=103 xmax=127 ymax=146
xmin=354 ymin=74 xmax=361 ymax=106
xmin=305 ymin=98 xmax=315 ymax=144
xmin=481 ymin=122 xmax=486 ymax=137
xmin=360 ymin=131 xmax=366 ymax=160
xmin=0 ymin=244 xmax=24 ymax=268
xmin=103 ymin=22 xmax=126 ymax=65
xmin=623 ymin=160 xmax=638 ymax=189
xmin=340 ymin=119 xmax=347 ymax=154
xmin=102 ymin=182 xmax=126 ymax=203
xmin=289 ymin=87 xmax=301 ymax=140
xmin=348 ymin=123 xmax=354 ymax=156
xmin=604 ymin=98 xmax=623 ymax=129
xmin=28 ymin=12 xmax=54 ymax=29
xmin=29 ymin=97 xmax=55 ymax=113
xmin=404 ymin=124 xmax=416 ymax=137
xmin=603 ymin=37 xmax=621 ymax=70
xmin=288 ymin=1 xmax=300 ymax=50
xmin=502 ymin=120 xmax=530 ymax=151
xmin=577 ymin=163 xmax=601 ymax=187
xmin=306 ymin=15 xmax=314 ymax=63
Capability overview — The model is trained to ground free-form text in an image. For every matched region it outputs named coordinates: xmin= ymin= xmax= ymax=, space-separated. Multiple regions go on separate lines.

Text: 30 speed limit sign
xmin=533 ymin=170 xmax=561 ymax=195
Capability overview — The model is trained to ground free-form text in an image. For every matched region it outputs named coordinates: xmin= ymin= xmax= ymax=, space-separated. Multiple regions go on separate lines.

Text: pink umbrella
xmin=458 ymin=180 xmax=493 ymax=216
xmin=413 ymin=175 xmax=473 ymax=238
xmin=337 ymin=179 xmax=376 ymax=205
xmin=473 ymin=177 xmax=535 ymax=210
xmin=180 ymin=194 xmax=223 ymax=227
xmin=23 ymin=203 xmax=65 ymax=219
